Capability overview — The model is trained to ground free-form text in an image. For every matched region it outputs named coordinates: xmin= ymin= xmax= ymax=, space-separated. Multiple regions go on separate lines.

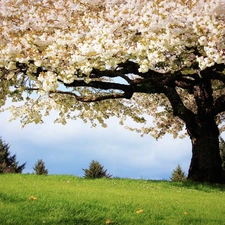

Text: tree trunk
xmin=187 ymin=116 xmax=225 ymax=183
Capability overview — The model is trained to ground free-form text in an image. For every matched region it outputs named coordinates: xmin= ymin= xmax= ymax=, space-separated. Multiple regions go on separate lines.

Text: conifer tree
xmin=33 ymin=159 xmax=48 ymax=175
xmin=170 ymin=164 xmax=186 ymax=182
xmin=83 ymin=160 xmax=112 ymax=179
xmin=0 ymin=137 xmax=26 ymax=173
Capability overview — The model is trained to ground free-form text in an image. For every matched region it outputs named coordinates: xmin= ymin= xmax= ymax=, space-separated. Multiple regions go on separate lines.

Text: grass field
xmin=0 ymin=174 xmax=225 ymax=225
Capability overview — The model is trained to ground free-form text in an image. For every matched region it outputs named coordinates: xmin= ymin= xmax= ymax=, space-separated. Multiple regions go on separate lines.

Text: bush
xmin=0 ymin=137 xmax=26 ymax=173
xmin=83 ymin=160 xmax=112 ymax=179
xmin=33 ymin=159 xmax=48 ymax=175
xmin=170 ymin=164 xmax=186 ymax=182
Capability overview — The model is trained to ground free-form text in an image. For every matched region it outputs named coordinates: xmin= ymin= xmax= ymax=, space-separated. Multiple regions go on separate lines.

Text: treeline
xmin=0 ymin=137 xmax=48 ymax=175
xmin=0 ymin=137 xmax=111 ymax=177
xmin=1 ymin=136 xmax=225 ymax=181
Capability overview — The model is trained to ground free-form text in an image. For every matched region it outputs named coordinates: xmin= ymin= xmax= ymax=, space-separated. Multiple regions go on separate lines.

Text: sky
xmin=0 ymin=108 xmax=192 ymax=180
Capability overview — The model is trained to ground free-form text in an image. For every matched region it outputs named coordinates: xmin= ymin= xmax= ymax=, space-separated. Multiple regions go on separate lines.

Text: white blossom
xmin=0 ymin=0 xmax=225 ymax=126
xmin=38 ymin=71 xmax=58 ymax=92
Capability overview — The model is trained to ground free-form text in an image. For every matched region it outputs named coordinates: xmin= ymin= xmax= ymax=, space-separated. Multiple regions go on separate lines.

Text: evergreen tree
xmin=0 ymin=137 xmax=26 ymax=173
xmin=170 ymin=164 xmax=186 ymax=182
xmin=33 ymin=159 xmax=48 ymax=175
xmin=83 ymin=160 xmax=112 ymax=179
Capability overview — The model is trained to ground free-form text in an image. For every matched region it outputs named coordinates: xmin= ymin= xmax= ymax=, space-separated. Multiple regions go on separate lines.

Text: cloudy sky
xmin=0 ymin=108 xmax=192 ymax=180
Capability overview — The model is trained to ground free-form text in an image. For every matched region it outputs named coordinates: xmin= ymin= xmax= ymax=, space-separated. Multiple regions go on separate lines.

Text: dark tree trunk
xmin=163 ymin=79 xmax=225 ymax=184
xmin=186 ymin=116 xmax=225 ymax=183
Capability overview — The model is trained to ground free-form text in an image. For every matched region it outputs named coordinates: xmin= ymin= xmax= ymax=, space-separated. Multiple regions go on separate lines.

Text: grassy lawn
xmin=0 ymin=174 xmax=225 ymax=225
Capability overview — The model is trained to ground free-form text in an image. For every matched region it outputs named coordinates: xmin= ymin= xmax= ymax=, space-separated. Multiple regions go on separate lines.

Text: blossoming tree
xmin=0 ymin=0 xmax=225 ymax=183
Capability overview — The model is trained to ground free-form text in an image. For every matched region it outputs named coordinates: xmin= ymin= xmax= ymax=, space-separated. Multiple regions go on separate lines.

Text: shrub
xmin=83 ymin=160 xmax=112 ymax=179
xmin=170 ymin=164 xmax=186 ymax=182
xmin=33 ymin=159 xmax=48 ymax=175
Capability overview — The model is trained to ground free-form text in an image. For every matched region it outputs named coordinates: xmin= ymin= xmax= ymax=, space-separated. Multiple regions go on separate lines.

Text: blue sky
xmin=0 ymin=109 xmax=192 ymax=180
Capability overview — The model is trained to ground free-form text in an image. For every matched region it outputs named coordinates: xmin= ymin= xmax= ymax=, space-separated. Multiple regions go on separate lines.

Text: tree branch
xmin=214 ymin=94 xmax=225 ymax=115
xmin=64 ymin=79 xmax=134 ymax=95
xmin=163 ymin=86 xmax=195 ymax=123
xmin=50 ymin=90 xmax=132 ymax=102
xmin=90 ymin=68 xmax=133 ymax=84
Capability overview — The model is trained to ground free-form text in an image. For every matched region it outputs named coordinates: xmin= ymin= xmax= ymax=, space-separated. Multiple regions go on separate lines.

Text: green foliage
xmin=170 ymin=164 xmax=186 ymax=182
xmin=219 ymin=137 xmax=225 ymax=170
xmin=0 ymin=174 xmax=225 ymax=225
xmin=33 ymin=159 xmax=48 ymax=175
xmin=0 ymin=137 xmax=26 ymax=173
xmin=83 ymin=160 xmax=112 ymax=179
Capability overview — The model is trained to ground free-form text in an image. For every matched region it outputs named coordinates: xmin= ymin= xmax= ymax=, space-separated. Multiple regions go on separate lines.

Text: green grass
xmin=0 ymin=174 xmax=225 ymax=225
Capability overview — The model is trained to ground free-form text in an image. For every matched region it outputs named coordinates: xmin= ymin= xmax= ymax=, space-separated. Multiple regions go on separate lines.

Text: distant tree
xmin=0 ymin=137 xmax=26 ymax=173
xmin=33 ymin=159 xmax=48 ymax=175
xmin=170 ymin=164 xmax=186 ymax=182
xmin=219 ymin=137 xmax=225 ymax=171
xmin=83 ymin=160 xmax=112 ymax=179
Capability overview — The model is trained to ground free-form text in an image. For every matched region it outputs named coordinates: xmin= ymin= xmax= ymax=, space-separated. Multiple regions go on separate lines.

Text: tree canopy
xmin=0 ymin=0 xmax=224 ymax=136
xmin=0 ymin=0 xmax=225 ymax=183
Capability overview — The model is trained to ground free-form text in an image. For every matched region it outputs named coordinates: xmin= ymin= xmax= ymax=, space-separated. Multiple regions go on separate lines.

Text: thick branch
xmin=214 ymin=94 xmax=225 ymax=115
xmin=50 ymin=90 xmax=131 ymax=102
xmin=64 ymin=80 xmax=134 ymax=97
xmin=201 ymin=63 xmax=225 ymax=79
xmin=90 ymin=69 xmax=133 ymax=84
xmin=163 ymin=86 xmax=195 ymax=123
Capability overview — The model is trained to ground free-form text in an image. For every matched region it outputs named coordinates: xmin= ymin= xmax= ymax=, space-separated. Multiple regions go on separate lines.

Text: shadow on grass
xmin=0 ymin=192 xmax=25 ymax=203
xmin=169 ymin=180 xmax=225 ymax=192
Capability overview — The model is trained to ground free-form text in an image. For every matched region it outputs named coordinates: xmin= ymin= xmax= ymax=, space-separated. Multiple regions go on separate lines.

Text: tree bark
xmin=163 ymin=81 xmax=225 ymax=184
xmin=186 ymin=116 xmax=225 ymax=183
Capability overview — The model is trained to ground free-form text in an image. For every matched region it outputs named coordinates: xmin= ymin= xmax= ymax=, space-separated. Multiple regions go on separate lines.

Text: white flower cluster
xmin=0 ymin=0 xmax=224 ymax=89
xmin=38 ymin=71 xmax=58 ymax=92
